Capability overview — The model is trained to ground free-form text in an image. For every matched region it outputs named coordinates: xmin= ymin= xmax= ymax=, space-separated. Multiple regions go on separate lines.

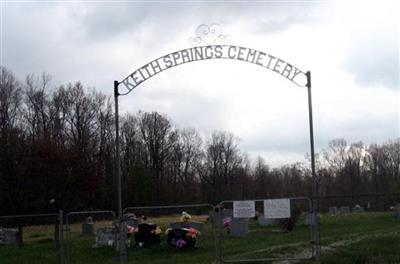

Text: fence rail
xmin=0 ymin=193 xmax=399 ymax=264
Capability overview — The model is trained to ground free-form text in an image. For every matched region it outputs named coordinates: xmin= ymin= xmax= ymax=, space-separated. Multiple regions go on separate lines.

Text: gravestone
xmin=328 ymin=207 xmax=337 ymax=215
xmin=94 ymin=227 xmax=116 ymax=247
xmin=208 ymin=208 xmax=233 ymax=223
xmin=339 ymin=206 xmax=350 ymax=214
xmin=222 ymin=209 xmax=233 ymax=219
xmin=126 ymin=218 xmax=140 ymax=228
xmin=170 ymin=221 xmax=204 ymax=232
xmin=230 ymin=218 xmax=248 ymax=237
xmin=82 ymin=217 xmax=94 ymax=236
xmin=395 ymin=204 xmax=400 ymax=220
xmin=0 ymin=228 xmax=19 ymax=245
xmin=258 ymin=216 xmax=278 ymax=226
xmin=352 ymin=204 xmax=364 ymax=213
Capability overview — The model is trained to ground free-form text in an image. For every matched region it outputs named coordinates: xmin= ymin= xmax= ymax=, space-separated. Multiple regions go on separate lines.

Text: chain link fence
xmin=317 ymin=193 xmax=400 ymax=260
xmin=122 ymin=203 xmax=217 ymax=263
xmin=0 ymin=213 xmax=61 ymax=264
xmin=217 ymin=197 xmax=313 ymax=263
xmin=65 ymin=211 xmax=116 ymax=264
xmin=1 ymin=194 xmax=399 ymax=264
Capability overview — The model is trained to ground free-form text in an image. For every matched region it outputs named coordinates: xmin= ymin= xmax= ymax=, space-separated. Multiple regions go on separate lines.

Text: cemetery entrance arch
xmin=114 ymin=44 xmax=320 ymax=260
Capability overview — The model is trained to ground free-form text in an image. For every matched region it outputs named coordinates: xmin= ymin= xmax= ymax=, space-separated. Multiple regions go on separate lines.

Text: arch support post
xmin=306 ymin=71 xmax=320 ymax=260
xmin=114 ymin=80 xmax=127 ymax=263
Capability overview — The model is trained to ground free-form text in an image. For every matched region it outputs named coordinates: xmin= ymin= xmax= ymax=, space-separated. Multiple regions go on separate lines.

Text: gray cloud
xmin=343 ymin=28 xmax=399 ymax=89
xmin=2 ymin=2 xmax=398 ymax=167
xmin=71 ymin=2 xmax=317 ymax=41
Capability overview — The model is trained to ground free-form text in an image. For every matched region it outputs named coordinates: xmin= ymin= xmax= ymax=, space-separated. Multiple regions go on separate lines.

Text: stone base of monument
xmin=167 ymin=228 xmax=196 ymax=249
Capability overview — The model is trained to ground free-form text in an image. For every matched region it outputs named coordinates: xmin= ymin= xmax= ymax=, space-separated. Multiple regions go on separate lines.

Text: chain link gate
xmin=65 ymin=210 xmax=116 ymax=264
xmin=0 ymin=213 xmax=61 ymax=264
xmin=122 ymin=203 xmax=218 ymax=263
xmin=217 ymin=197 xmax=315 ymax=263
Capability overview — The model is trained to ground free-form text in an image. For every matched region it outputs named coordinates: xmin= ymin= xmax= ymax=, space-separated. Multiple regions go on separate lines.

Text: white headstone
xmin=230 ymin=218 xmax=249 ymax=237
xmin=339 ymin=206 xmax=350 ymax=214
xmin=352 ymin=204 xmax=364 ymax=213
xmin=233 ymin=201 xmax=255 ymax=218
xmin=264 ymin=199 xmax=291 ymax=219
xmin=94 ymin=227 xmax=116 ymax=247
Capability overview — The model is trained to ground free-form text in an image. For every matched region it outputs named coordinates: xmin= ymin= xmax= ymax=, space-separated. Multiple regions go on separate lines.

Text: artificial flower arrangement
xmin=166 ymin=211 xmax=201 ymax=249
xmin=223 ymin=217 xmax=232 ymax=234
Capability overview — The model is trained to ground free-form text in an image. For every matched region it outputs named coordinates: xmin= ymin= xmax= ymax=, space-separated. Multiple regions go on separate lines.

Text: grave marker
xmin=82 ymin=217 xmax=94 ymax=236
xmin=264 ymin=199 xmax=291 ymax=219
xmin=328 ymin=207 xmax=337 ymax=215
xmin=233 ymin=200 xmax=255 ymax=218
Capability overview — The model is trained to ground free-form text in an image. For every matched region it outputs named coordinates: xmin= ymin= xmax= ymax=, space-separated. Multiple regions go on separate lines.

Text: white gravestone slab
xmin=264 ymin=199 xmax=291 ymax=219
xmin=94 ymin=227 xmax=116 ymax=247
xmin=230 ymin=218 xmax=249 ymax=237
xmin=233 ymin=201 xmax=255 ymax=218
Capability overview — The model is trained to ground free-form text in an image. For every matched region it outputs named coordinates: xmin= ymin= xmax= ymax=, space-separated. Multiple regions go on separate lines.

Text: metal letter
xmin=289 ymin=67 xmax=303 ymax=81
xmin=246 ymin=49 xmax=258 ymax=63
xmin=181 ymin=49 xmax=191 ymax=63
xmin=228 ymin=46 xmax=237 ymax=59
xmin=163 ymin=54 xmax=173 ymax=68
xmin=237 ymin=47 xmax=246 ymax=61
xmin=272 ymin=59 xmax=284 ymax=74
xmin=150 ymin=59 xmax=162 ymax=74
xmin=255 ymin=52 xmax=266 ymax=66
xmin=214 ymin=45 xmax=223 ymax=58
xmin=265 ymin=54 xmax=275 ymax=69
xmin=172 ymin=52 xmax=181 ymax=66
xmin=205 ymin=46 xmax=213 ymax=59
xmin=121 ymin=77 xmax=136 ymax=91
xmin=281 ymin=63 xmax=293 ymax=79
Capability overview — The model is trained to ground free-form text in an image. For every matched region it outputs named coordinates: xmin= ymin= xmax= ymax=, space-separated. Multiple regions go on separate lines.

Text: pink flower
xmin=176 ymin=239 xmax=186 ymax=249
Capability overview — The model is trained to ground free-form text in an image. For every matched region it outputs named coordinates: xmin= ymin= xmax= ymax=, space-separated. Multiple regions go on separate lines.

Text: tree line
xmin=0 ymin=67 xmax=399 ymax=215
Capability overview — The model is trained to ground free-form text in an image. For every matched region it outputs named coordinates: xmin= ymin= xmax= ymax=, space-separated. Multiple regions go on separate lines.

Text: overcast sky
xmin=1 ymin=0 xmax=399 ymax=167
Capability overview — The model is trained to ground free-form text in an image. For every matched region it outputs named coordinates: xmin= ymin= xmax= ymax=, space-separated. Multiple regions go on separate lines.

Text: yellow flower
xmin=155 ymin=227 xmax=162 ymax=235
xmin=180 ymin=211 xmax=192 ymax=222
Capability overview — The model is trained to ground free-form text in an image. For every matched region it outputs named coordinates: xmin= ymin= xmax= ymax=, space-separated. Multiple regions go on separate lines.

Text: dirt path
xmin=272 ymin=230 xmax=400 ymax=264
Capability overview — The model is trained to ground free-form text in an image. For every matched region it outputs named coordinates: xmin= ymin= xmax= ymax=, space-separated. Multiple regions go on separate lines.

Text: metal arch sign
xmin=113 ymin=36 xmax=319 ymax=260
xmin=119 ymin=45 xmax=308 ymax=94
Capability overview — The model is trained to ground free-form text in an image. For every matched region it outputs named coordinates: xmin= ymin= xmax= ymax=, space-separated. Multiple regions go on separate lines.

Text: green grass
xmin=1 ymin=212 xmax=399 ymax=263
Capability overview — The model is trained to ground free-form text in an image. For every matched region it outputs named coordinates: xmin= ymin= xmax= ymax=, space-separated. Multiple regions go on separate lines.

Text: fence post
xmin=59 ymin=210 xmax=66 ymax=264
xmin=116 ymin=219 xmax=127 ymax=264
